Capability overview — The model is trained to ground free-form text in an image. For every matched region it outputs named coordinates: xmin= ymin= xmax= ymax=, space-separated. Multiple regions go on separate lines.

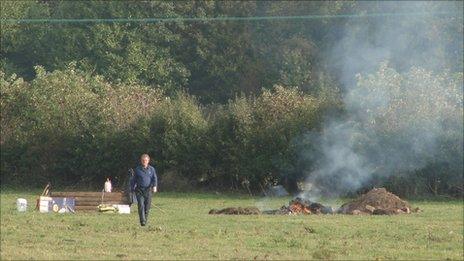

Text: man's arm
xmin=129 ymin=169 xmax=136 ymax=192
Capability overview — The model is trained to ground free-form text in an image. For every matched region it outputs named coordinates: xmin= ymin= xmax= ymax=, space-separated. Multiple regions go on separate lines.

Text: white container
xmin=16 ymin=198 xmax=27 ymax=212
xmin=104 ymin=179 xmax=112 ymax=193
xmin=114 ymin=204 xmax=130 ymax=214
xmin=39 ymin=196 xmax=52 ymax=213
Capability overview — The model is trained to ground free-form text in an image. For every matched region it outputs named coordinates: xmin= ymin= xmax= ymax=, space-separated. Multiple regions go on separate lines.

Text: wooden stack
xmin=50 ymin=191 xmax=130 ymax=212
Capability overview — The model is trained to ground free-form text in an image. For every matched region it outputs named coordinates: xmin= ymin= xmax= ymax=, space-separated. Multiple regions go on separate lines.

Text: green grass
xmin=1 ymin=190 xmax=463 ymax=260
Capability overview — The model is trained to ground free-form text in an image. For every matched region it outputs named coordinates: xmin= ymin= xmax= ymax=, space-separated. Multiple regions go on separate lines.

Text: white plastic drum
xmin=16 ymin=198 xmax=27 ymax=212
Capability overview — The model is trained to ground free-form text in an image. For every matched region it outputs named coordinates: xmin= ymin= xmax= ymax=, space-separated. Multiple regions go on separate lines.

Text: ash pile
xmin=338 ymin=188 xmax=419 ymax=215
xmin=209 ymin=207 xmax=260 ymax=215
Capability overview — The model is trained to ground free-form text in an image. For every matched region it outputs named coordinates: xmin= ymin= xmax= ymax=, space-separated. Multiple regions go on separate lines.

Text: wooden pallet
xmin=50 ymin=191 xmax=129 ymax=212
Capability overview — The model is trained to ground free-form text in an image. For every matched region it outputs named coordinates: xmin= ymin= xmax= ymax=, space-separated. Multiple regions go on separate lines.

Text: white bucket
xmin=114 ymin=204 xmax=130 ymax=214
xmin=16 ymin=198 xmax=27 ymax=212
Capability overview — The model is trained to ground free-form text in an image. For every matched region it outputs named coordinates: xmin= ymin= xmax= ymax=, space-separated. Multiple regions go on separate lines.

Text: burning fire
xmin=271 ymin=198 xmax=334 ymax=215
xmin=288 ymin=201 xmax=311 ymax=214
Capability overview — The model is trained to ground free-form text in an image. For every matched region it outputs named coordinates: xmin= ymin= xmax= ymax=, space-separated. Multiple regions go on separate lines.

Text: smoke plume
xmin=299 ymin=1 xmax=463 ymax=199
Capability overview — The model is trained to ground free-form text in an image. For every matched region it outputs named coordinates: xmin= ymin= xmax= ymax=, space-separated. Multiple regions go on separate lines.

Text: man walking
xmin=130 ymin=154 xmax=158 ymax=226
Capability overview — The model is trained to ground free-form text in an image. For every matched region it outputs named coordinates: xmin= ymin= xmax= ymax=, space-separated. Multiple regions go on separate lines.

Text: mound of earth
xmin=338 ymin=188 xmax=419 ymax=215
xmin=209 ymin=207 xmax=261 ymax=215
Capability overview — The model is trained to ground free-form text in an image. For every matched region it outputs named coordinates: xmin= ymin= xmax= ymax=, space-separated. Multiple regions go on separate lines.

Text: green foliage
xmin=0 ymin=68 xmax=330 ymax=190
xmin=0 ymin=66 xmax=163 ymax=187
xmin=206 ymin=86 xmax=327 ymax=190
xmin=1 ymin=1 xmax=190 ymax=94
xmin=149 ymin=93 xmax=210 ymax=180
xmin=1 ymin=64 xmax=461 ymax=196
xmin=6 ymin=1 xmax=461 ymax=102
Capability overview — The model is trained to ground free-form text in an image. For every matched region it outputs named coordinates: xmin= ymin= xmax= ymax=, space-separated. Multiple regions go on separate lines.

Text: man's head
xmin=140 ymin=154 xmax=150 ymax=168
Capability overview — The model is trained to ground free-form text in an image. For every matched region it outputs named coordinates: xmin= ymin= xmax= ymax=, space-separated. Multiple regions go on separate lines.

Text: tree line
xmin=3 ymin=1 xmax=461 ymax=102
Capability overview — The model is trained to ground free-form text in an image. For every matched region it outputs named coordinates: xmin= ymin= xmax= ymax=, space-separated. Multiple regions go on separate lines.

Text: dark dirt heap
xmin=338 ymin=188 xmax=418 ymax=215
xmin=209 ymin=207 xmax=261 ymax=215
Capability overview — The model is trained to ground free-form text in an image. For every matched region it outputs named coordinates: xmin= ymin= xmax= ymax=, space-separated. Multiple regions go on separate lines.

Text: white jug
xmin=16 ymin=198 xmax=27 ymax=212
xmin=104 ymin=178 xmax=112 ymax=193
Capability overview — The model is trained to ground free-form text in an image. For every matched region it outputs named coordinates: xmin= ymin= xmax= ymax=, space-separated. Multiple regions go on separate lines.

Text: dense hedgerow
xmin=1 ymin=65 xmax=462 ymax=197
xmin=0 ymin=65 xmax=333 ymax=190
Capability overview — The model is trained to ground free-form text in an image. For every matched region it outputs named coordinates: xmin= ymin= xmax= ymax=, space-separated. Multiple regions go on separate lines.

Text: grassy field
xmin=1 ymin=190 xmax=463 ymax=260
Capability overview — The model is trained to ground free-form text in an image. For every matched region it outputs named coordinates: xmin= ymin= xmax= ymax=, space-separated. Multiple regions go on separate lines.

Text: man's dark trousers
xmin=135 ymin=187 xmax=152 ymax=225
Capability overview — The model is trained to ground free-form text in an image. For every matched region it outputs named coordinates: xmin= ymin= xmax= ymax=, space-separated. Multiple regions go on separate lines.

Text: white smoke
xmin=299 ymin=1 xmax=463 ymax=199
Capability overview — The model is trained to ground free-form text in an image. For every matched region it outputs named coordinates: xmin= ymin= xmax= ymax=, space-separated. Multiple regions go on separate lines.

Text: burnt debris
xmin=210 ymin=197 xmax=333 ymax=215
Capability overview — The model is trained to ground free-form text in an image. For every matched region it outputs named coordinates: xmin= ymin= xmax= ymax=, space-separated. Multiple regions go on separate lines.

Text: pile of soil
xmin=338 ymin=188 xmax=418 ymax=215
xmin=209 ymin=207 xmax=260 ymax=215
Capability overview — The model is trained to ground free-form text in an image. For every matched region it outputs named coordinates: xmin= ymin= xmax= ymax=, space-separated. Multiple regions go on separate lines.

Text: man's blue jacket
xmin=130 ymin=165 xmax=157 ymax=192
